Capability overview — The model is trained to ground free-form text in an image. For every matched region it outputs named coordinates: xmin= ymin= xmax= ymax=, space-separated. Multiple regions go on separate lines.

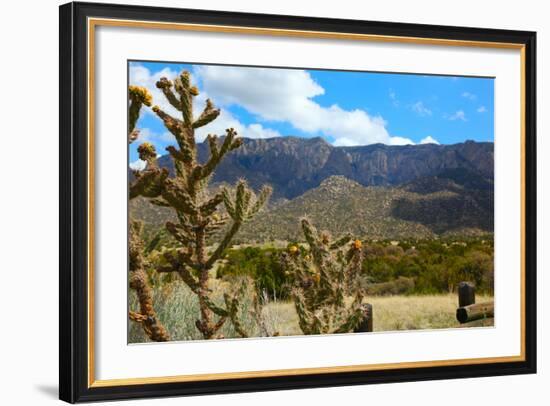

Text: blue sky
xmin=129 ymin=61 xmax=493 ymax=165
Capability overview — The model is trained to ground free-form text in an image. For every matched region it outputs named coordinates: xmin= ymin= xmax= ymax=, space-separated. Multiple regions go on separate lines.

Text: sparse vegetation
xmin=129 ymin=279 xmax=494 ymax=342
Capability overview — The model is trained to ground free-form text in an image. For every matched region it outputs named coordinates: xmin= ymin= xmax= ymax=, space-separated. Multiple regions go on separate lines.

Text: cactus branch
xmin=193 ymin=99 xmax=221 ymax=129
xmin=155 ymin=77 xmax=182 ymax=111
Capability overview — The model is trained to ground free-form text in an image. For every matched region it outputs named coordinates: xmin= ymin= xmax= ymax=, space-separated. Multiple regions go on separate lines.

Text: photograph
xmin=127 ymin=61 xmax=495 ymax=343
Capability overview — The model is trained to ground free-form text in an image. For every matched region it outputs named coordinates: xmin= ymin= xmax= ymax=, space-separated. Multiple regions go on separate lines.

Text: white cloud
xmin=477 ymin=106 xmax=487 ymax=113
xmin=135 ymin=127 xmax=174 ymax=144
xmin=245 ymin=123 xmax=282 ymax=139
xmin=420 ymin=136 xmax=440 ymax=145
xmin=448 ymin=110 xmax=467 ymax=121
xmin=129 ymin=159 xmax=147 ymax=171
xmin=411 ymin=101 xmax=432 ymax=116
xmin=129 ymin=65 xmax=282 ymax=143
xmin=193 ymin=108 xmax=282 ymax=142
xmin=194 ymin=65 xmax=406 ymax=146
xmin=131 ymin=64 xmax=418 ymax=147
xmin=462 ymin=91 xmax=477 ymax=100
xmin=388 ymin=136 xmax=414 ymax=146
xmin=130 ymin=65 xmax=181 ymax=118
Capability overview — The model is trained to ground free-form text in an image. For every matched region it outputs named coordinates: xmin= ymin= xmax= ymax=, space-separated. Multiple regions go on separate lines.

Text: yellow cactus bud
xmin=289 ymin=245 xmax=299 ymax=255
xmin=137 ymin=142 xmax=157 ymax=162
xmin=189 ymin=86 xmax=199 ymax=96
xmin=353 ymin=239 xmax=362 ymax=250
xmin=312 ymin=273 xmax=320 ymax=283
xmin=129 ymin=85 xmax=153 ymax=106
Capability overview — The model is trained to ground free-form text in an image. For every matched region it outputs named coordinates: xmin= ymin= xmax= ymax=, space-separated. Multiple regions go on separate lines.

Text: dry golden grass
xmin=129 ymin=280 xmax=494 ymax=343
xmin=262 ymin=294 xmax=494 ymax=336
xmin=368 ymin=294 xmax=494 ymax=332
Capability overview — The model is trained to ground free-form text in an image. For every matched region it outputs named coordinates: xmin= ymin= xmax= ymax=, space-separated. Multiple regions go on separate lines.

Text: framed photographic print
xmin=59 ymin=1 xmax=537 ymax=403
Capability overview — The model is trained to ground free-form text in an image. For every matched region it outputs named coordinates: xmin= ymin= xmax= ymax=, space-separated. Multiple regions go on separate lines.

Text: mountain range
xmin=158 ymin=137 xmax=493 ymax=200
xmin=132 ymin=137 xmax=494 ymax=241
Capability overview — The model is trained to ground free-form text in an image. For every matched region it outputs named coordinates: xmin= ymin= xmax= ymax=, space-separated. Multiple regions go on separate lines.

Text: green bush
xmin=215 ymin=236 xmax=494 ymax=299
xmin=217 ymin=246 xmax=289 ymax=299
xmin=362 ymin=236 xmax=494 ymax=294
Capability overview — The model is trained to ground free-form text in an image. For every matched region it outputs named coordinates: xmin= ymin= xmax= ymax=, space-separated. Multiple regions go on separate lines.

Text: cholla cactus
xmin=283 ymin=219 xmax=366 ymax=335
xmin=126 ymin=86 xmax=170 ymax=341
xmin=131 ymin=70 xmax=271 ymax=339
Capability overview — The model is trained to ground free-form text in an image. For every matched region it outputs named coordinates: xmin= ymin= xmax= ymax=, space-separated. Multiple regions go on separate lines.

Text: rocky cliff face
xmin=135 ymin=137 xmax=494 ymax=241
xmin=157 ymin=137 xmax=494 ymax=199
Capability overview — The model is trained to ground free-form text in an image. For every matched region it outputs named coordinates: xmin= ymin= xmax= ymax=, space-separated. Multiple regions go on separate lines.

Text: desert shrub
xmin=129 ymin=280 xmax=201 ymax=342
xmin=384 ymin=245 xmax=405 ymax=257
xmin=366 ymin=276 xmax=415 ymax=296
xmin=129 ymin=277 xmax=275 ymax=342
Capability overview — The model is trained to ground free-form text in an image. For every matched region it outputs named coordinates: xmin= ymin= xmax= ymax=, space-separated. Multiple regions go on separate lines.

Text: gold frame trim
xmin=87 ymin=17 xmax=527 ymax=388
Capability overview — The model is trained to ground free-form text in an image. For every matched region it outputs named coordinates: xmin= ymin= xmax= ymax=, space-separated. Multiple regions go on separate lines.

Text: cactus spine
xmin=131 ymin=70 xmax=271 ymax=339
xmin=283 ymin=219 xmax=366 ymax=335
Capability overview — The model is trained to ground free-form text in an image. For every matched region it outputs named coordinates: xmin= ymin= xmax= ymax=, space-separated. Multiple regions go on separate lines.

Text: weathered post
xmin=354 ymin=303 xmax=373 ymax=333
xmin=456 ymin=302 xmax=494 ymax=323
xmin=458 ymin=281 xmax=475 ymax=307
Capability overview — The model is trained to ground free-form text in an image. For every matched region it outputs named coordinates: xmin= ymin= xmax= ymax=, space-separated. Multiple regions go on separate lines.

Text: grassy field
xmin=261 ymin=294 xmax=494 ymax=336
xmin=129 ymin=280 xmax=493 ymax=343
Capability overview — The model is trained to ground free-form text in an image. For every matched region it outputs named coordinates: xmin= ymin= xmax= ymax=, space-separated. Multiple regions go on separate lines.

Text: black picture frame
xmin=59 ymin=1 xmax=537 ymax=403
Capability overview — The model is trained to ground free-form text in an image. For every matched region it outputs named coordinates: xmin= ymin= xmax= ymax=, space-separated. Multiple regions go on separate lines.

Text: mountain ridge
xmin=236 ymin=172 xmax=492 ymax=242
xmin=131 ymin=137 xmax=494 ymax=241
xmin=156 ymin=137 xmax=493 ymax=200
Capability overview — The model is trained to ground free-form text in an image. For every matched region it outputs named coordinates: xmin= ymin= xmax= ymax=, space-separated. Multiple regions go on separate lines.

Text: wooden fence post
xmin=354 ymin=303 xmax=373 ymax=333
xmin=458 ymin=281 xmax=475 ymax=307
xmin=456 ymin=302 xmax=494 ymax=323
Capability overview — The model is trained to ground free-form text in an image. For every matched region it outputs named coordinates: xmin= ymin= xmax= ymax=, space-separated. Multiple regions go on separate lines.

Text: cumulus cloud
xmin=245 ymin=123 xmax=282 ymax=139
xmin=477 ymin=106 xmax=487 ymax=113
xmin=194 ymin=65 xmax=408 ymax=146
xmin=129 ymin=159 xmax=147 ymax=171
xmin=448 ymin=110 xmax=467 ymax=121
xmin=420 ymin=136 xmax=440 ymax=145
xmin=192 ymin=108 xmax=281 ymax=142
xmin=129 ymin=65 xmax=281 ymax=143
xmin=385 ymin=136 xmax=414 ymax=146
xmin=130 ymin=65 xmax=180 ymax=118
xmin=411 ymin=101 xmax=432 ymax=116
xmin=135 ymin=127 xmax=174 ymax=144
